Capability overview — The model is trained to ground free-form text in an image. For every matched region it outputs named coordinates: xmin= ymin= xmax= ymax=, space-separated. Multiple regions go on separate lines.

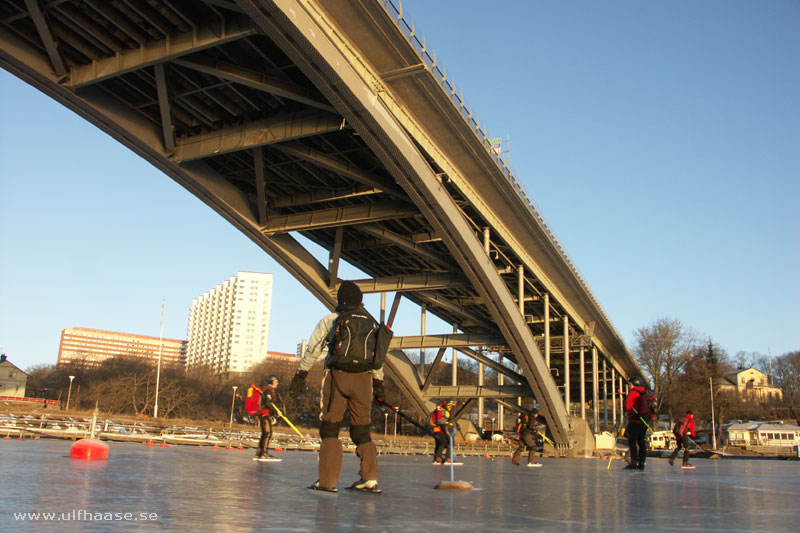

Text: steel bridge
xmin=1 ymin=0 xmax=643 ymax=454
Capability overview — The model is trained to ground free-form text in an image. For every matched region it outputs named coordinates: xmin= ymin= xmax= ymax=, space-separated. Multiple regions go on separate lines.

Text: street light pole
xmin=154 ymin=300 xmax=165 ymax=418
xmin=66 ymin=375 xmax=75 ymax=410
xmin=710 ymin=377 xmax=717 ymax=449
xmin=384 ymin=412 xmax=388 ymax=436
xmin=229 ymin=385 xmax=238 ymax=433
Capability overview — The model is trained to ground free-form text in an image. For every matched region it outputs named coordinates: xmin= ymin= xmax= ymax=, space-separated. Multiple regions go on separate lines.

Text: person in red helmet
xmin=429 ymin=400 xmax=457 ymax=464
xmin=623 ymin=376 xmax=656 ymax=471
xmin=670 ymin=410 xmax=697 ymax=468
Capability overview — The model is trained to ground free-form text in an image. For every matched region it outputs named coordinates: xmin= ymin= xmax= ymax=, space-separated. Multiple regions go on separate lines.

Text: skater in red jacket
xmin=670 ymin=410 xmax=696 ymax=468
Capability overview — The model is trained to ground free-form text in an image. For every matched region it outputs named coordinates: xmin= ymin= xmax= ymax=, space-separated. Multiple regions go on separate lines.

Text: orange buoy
xmin=237 ymin=445 xmax=244 ymax=450
xmin=70 ymin=438 xmax=110 ymax=460
xmin=145 ymin=440 xmax=155 ymax=447
xmin=159 ymin=442 xmax=169 ymax=447
xmin=275 ymin=448 xmax=283 ymax=453
xmin=212 ymin=444 xmax=220 ymax=449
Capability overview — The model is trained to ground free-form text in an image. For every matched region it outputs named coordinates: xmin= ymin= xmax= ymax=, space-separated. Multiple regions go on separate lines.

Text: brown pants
xmin=317 ymin=371 xmax=378 ymax=488
xmin=512 ymin=432 xmax=537 ymax=464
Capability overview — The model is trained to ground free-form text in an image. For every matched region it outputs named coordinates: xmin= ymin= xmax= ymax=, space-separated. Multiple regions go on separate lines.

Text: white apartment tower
xmin=186 ymin=271 xmax=273 ymax=373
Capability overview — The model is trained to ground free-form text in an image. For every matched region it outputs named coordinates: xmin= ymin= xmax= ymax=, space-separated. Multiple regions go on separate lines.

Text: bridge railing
xmin=379 ymin=0 xmax=624 ymax=345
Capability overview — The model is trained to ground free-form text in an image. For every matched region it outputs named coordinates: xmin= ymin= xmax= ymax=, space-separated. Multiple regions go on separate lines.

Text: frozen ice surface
xmin=1 ymin=439 xmax=798 ymax=531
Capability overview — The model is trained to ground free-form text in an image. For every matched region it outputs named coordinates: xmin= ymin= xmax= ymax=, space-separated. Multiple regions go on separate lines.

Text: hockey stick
xmin=376 ymin=398 xmax=437 ymax=438
xmin=270 ymin=402 xmax=305 ymax=438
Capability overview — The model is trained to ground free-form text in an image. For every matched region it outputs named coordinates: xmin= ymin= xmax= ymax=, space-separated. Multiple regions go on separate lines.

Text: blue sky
xmin=1 ymin=1 xmax=798 ymax=372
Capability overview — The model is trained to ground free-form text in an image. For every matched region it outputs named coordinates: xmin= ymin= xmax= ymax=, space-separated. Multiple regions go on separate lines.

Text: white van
xmin=648 ymin=431 xmax=676 ymax=450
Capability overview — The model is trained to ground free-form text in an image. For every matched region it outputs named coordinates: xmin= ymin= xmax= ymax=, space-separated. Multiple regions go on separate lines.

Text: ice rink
xmin=1 ymin=439 xmax=797 ymax=531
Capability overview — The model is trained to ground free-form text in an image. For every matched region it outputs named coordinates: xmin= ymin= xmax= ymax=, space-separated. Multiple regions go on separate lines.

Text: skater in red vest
xmin=429 ymin=400 xmax=456 ymax=464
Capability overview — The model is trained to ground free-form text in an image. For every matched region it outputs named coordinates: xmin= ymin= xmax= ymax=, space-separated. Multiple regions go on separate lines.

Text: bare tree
xmin=632 ymin=317 xmax=698 ymax=422
xmin=773 ymin=350 xmax=800 ymax=420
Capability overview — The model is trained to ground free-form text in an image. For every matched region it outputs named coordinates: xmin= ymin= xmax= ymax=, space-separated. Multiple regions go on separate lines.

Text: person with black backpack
xmin=511 ymin=407 xmax=544 ymax=468
xmin=669 ymin=410 xmax=696 ymax=469
xmin=288 ymin=281 xmax=391 ymax=494
xmin=623 ymin=376 xmax=656 ymax=471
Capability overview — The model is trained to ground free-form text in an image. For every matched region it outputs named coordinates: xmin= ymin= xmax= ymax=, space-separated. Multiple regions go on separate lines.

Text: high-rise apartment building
xmin=186 ymin=271 xmax=273 ymax=373
xmin=57 ymin=327 xmax=186 ymax=367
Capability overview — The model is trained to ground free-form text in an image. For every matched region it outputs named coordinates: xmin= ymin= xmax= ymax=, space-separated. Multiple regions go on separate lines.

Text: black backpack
xmin=328 ymin=308 xmax=392 ymax=372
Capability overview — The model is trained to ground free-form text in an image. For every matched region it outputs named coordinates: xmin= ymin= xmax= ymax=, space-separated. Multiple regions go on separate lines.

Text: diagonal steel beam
xmin=456 ymin=347 xmax=525 ymax=384
xmin=67 ymin=17 xmax=257 ymax=87
xmin=421 ymin=347 xmax=447 ymax=393
xmin=154 ymin=63 xmax=175 ymax=152
xmin=172 ymin=56 xmax=336 ymax=112
xmin=172 ymin=110 xmax=343 ymax=162
xmin=269 ymin=185 xmax=381 ymax=208
xmin=353 ymin=273 xmax=467 ymax=294
xmin=359 ymin=224 xmax=453 ymax=269
xmin=413 ymin=292 xmax=493 ymax=330
xmin=273 ymin=144 xmax=405 ymax=199
xmin=261 ymin=201 xmax=416 ymax=235
xmin=390 ymin=333 xmax=506 ymax=351
xmin=24 ymin=0 xmax=66 ymax=77
xmin=422 ymin=385 xmax=529 ymax=401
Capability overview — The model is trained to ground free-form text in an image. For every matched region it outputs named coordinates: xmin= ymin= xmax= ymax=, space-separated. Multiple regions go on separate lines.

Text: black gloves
xmin=289 ymin=370 xmax=308 ymax=398
xmin=372 ymin=378 xmax=385 ymax=402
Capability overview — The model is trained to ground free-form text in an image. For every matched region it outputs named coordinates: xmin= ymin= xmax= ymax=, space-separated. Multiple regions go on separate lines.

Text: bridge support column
xmin=563 ymin=316 xmax=570 ymax=412
xmin=580 ymin=347 xmax=586 ymax=421
xmin=592 ymin=346 xmax=599 ymax=432
xmin=544 ymin=294 xmax=550 ymax=367
xmin=603 ymin=359 xmax=608 ymax=428
xmin=419 ymin=303 xmax=426 ymax=375
xmin=478 ymin=360 xmax=484 ymax=430
xmin=451 ymin=323 xmax=458 ymax=387
xmin=611 ymin=366 xmax=617 ymax=427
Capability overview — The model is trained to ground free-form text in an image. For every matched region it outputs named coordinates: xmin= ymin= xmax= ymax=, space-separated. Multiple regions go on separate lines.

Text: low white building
xmin=724 ymin=421 xmax=800 ymax=447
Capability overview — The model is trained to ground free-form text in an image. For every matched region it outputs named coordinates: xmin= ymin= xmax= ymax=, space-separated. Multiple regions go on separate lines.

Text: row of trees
xmin=632 ymin=317 xmax=799 ymax=434
xmin=23 ymin=353 xmax=464 ymax=433
xmin=24 ymin=319 xmax=797 ymax=437
xmin=22 ymin=349 xmax=505 ymax=437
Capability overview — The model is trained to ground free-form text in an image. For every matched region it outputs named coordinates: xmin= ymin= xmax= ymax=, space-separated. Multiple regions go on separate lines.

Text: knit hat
xmin=337 ymin=281 xmax=362 ymax=305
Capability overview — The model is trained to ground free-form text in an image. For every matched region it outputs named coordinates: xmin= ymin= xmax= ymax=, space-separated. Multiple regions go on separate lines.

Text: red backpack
xmin=635 ymin=390 xmax=655 ymax=418
xmin=673 ymin=416 xmax=690 ymax=436
xmin=244 ymin=385 xmax=262 ymax=416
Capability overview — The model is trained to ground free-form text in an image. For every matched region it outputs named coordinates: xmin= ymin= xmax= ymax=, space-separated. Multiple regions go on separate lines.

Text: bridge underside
xmin=0 ymin=0 xmax=642 ymax=453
